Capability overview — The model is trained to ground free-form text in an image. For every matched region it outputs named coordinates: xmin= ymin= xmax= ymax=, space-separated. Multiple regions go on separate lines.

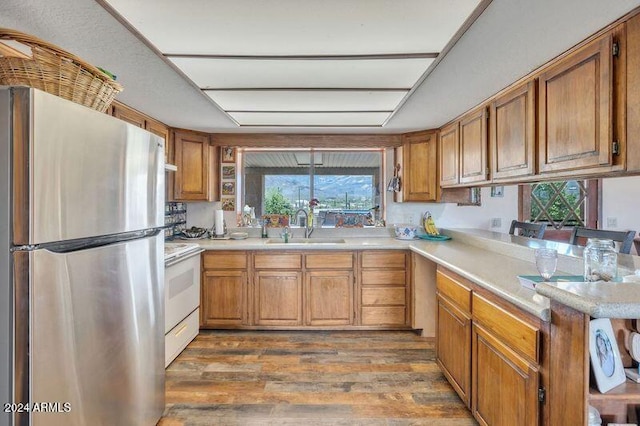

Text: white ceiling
xmin=1 ymin=0 xmax=640 ymax=133
xmin=102 ymin=0 xmax=481 ymax=128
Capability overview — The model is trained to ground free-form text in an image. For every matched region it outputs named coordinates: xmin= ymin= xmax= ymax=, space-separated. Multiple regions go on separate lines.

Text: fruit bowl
xmin=394 ymin=224 xmax=418 ymax=240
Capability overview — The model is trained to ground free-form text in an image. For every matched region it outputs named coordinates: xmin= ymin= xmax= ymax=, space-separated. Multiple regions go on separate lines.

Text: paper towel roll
xmin=214 ymin=210 xmax=225 ymax=236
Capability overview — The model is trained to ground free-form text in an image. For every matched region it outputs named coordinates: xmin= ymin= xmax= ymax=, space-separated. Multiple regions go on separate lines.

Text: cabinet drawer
xmin=361 ymin=251 xmax=406 ymax=269
xmin=436 ymin=270 xmax=471 ymax=314
xmin=306 ymin=252 xmax=353 ymax=269
xmin=361 ymin=306 xmax=406 ymax=326
xmin=473 ymin=293 xmax=540 ymax=363
xmin=165 ymin=307 xmax=199 ymax=368
xmin=362 ymin=287 xmax=406 ymax=306
xmin=203 ymin=251 xmax=247 ymax=269
xmin=254 ymin=253 xmax=302 ymax=269
xmin=361 ymin=270 xmax=406 ymax=286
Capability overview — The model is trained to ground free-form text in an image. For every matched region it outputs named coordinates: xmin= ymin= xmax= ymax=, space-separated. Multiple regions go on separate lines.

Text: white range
xmin=164 ymin=242 xmax=203 ymax=367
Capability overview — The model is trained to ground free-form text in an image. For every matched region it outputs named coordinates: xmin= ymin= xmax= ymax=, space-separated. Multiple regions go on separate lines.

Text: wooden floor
xmin=159 ymin=330 xmax=477 ymax=426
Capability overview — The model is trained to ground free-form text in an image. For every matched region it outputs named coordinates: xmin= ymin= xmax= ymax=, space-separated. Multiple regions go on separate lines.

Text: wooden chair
xmin=509 ymin=220 xmax=546 ymax=239
xmin=569 ymin=227 xmax=636 ymax=254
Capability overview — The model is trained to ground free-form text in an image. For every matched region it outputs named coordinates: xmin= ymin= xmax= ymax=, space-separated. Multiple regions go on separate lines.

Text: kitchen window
xmin=242 ymin=149 xmax=384 ymax=227
xmin=519 ymin=179 xmax=599 ymax=241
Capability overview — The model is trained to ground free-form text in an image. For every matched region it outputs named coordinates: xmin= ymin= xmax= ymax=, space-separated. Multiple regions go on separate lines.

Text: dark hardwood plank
xmin=160 ymin=330 xmax=477 ymax=425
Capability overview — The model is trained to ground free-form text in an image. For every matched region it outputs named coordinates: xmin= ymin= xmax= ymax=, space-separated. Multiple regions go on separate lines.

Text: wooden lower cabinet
xmin=201 ymin=249 xmax=411 ymax=330
xmin=360 ymin=251 xmax=410 ymax=327
xmin=472 ymin=323 xmax=540 ymax=426
xmin=254 ymin=270 xmax=303 ymax=326
xmin=437 ymin=295 xmax=471 ymax=407
xmin=201 ymin=269 xmax=247 ymax=327
xmin=436 ymin=266 xmax=542 ymax=425
xmin=201 ymin=251 xmax=249 ymax=328
xmin=305 ymin=270 xmax=353 ymax=326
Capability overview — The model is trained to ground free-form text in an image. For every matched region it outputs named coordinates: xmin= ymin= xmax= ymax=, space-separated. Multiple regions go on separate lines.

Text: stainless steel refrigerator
xmin=0 ymin=87 xmax=165 ymax=426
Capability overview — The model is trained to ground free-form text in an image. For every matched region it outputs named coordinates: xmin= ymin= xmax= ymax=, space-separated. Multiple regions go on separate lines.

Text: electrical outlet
xmin=491 ymin=218 xmax=502 ymax=228
xmin=607 ymin=217 xmax=617 ymax=228
xmin=407 ymin=214 xmax=414 ymax=224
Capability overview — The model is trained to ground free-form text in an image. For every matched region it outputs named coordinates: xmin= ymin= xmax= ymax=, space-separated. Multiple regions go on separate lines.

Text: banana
xmin=423 ymin=212 xmax=439 ymax=236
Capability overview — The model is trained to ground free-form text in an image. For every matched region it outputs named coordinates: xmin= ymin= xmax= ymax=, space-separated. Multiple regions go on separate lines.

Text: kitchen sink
xmin=266 ymin=238 xmax=346 ymax=245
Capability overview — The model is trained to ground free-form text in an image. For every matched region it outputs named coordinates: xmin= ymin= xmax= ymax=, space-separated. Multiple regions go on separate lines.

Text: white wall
xmin=186 ymin=201 xmax=237 ymax=230
xmin=601 ymin=176 xmax=640 ymax=254
xmin=385 ymin=186 xmax=518 ymax=233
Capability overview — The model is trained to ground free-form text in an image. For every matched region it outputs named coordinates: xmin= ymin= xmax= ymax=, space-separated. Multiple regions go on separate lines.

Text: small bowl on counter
xmin=181 ymin=226 xmax=208 ymax=239
xmin=394 ymin=224 xmax=418 ymax=240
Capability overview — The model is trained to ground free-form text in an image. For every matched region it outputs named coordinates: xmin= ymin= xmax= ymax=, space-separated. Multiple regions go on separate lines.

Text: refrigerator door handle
xmin=35 ymin=229 xmax=162 ymax=254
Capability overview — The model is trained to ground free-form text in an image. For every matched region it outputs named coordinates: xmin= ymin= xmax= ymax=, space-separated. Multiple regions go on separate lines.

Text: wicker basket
xmin=0 ymin=28 xmax=123 ymax=112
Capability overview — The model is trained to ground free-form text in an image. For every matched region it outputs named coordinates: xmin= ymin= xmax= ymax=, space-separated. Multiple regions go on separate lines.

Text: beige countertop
xmin=186 ymin=228 xmax=640 ymax=321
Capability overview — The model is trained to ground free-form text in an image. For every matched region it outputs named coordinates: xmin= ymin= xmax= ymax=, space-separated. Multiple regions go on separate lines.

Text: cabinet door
xmin=254 ymin=271 xmax=303 ymax=326
xmin=201 ymin=270 xmax=247 ymax=327
xmin=146 ymin=119 xmax=171 ymax=163
xmin=472 ymin=324 xmax=540 ymax=426
xmin=439 ymin=122 xmax=459 ymax=187
xmin=173 ymin=130 xmax=213 ymax=201
xmin=402 ymin=130 xmax=438 ymax=201
xmin=490 ymin=80 xmax=536 ymax=181
xmin=628 ymin=14 xmax=640 ymax=172
xmin=538 ymin=33 xmax=613 ymax=173
xmin=305 ymin=271 xmax=353 ymax=326
xmin=436 ymin=295 xmax=471 ymax=408
xmin=459 ymin=106 xmax=489 ymax=184
xmin=146 ymin=119 xmax=174 ymax=201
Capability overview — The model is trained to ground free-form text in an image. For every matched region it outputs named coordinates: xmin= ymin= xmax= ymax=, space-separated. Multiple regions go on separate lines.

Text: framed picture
xmin=589 ymin=318 xmax=626 ymax=393
xmin=222 ymin=165 xmax=236 ymax=179
xmin=221 ymin=146 xmax=236 ymax=163
xmin=222 ymin=182 xmax=235 ymax=195
xmin=221 ymin=198 xmax=235 ymax=211
xmin=491 ymin=186 xmax=504 ymax=197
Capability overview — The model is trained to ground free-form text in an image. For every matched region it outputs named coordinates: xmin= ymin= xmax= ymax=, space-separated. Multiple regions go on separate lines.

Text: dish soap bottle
xmin=261 ymin=219 xmax=268 ymax=238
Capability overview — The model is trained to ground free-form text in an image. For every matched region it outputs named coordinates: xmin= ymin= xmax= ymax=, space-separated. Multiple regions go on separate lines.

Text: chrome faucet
xmin=294 ymin=208 xmax=314 ymax=238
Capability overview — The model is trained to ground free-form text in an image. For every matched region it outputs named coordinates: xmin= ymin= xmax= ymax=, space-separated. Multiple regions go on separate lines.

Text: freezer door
xmin=15 ymin=89 xmax=164 ymax=245
xmin=27 ymin=234 xmax=164 ymax=426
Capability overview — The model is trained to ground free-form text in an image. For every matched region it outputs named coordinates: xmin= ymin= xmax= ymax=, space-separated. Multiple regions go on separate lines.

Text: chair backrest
xmin=569 ymin=227 xmax=636 ymax=254
xmin=509 ymin=220 xmax=546 ymax=239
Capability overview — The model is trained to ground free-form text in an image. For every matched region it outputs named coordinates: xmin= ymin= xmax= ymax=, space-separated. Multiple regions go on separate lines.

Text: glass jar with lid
xmin=583 ymin=238 xmax=617 ymax=282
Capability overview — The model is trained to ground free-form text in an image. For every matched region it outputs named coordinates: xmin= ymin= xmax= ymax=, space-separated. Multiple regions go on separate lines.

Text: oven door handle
xmin=164 ymin=248 xmax=204 ymax=267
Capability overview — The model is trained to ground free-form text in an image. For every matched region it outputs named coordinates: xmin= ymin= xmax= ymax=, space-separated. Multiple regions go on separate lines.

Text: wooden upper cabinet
xmin=490 ymin=80 xmax=536 ymax=181
xmin=459 ymin=106 xmax=489 ymax=184
xmin=146 ymin=119 xmax=171 ymax=162
xmin=537 ymin=33 xmax=614 ymax=173
xmin=401 ymin=130 xmax=438 ymax=201
xmin=112 ymin=102 xmax=145 ymax=128
xmin=627 ymin=13 xmax=640 ymax=172
xmin=173 ymin=130 xmax=216 ymax=201
xmin=439 ymin=122 xmax=459 ymax=187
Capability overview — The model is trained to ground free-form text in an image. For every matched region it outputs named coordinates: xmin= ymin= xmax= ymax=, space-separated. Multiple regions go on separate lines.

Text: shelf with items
xmin=164 ymin=201 xmax=188 ymax=240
